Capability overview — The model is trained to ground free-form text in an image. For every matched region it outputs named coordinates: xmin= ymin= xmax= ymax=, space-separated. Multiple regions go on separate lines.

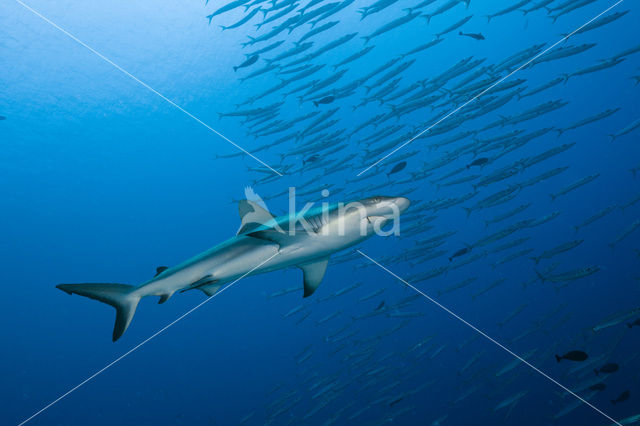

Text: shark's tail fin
xmin=57 ymin=283 xmax=140 ymax=342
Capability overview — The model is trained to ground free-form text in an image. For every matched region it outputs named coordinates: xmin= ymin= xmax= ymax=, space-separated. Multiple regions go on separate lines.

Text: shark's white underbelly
xmin=139 ymin=228 xmax=367 ymax=297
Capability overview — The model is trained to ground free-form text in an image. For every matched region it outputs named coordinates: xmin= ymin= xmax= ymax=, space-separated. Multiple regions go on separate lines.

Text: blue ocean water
xmin=1 ymin=0 xmax=639 ymax=424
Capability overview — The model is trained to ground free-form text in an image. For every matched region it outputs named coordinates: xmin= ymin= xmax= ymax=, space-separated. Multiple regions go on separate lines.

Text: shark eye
xmin=372 ymin=197 xmax=381 ymax=204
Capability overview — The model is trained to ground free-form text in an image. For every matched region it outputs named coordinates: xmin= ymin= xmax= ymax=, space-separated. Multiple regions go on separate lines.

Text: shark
xmin=57 ymin=195 xmax=410 ymax=341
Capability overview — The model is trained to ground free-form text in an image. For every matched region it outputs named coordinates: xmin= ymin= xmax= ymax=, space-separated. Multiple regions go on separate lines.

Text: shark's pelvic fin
xmin=237 ymin=199 xmax=275 ymax=235
xmin=56 ymin=283 xmax=140 ymax=342
xmin=179 ymin=275 xmax=218 ymax=294
xmin=197 ymin=283 xmax=223 ymax=297
xmin=299 ymin=257 xmax=329 ymax=298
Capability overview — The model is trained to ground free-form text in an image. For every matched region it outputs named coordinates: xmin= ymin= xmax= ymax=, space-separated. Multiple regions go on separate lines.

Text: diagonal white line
xmin=18 ymin=251 xmax=280 ymax=426
xmin=357 ymin=0 xmax=625 ymax=176
xmin=14 ymin=0 xmax=283 ymax=176
xmin=356 ymin=249 xmax=622 ymax=426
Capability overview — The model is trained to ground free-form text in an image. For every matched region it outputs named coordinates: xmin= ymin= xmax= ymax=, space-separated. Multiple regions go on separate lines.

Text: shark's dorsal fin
xmin=237 ymin=200 xmax=275 ymax=235
xmin=155 ymin=266 xmax=169 ymax=276
xmin=299 ymin=257 xmax=329 ymax=298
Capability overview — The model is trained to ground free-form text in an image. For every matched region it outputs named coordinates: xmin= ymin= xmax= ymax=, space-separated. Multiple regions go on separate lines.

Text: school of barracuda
xmin=199 ymin=0 xmax=639 ymax=423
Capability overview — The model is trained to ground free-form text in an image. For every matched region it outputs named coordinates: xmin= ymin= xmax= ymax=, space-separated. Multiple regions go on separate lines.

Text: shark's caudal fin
xmin=56 ymin=283 xmax=140 ymax=342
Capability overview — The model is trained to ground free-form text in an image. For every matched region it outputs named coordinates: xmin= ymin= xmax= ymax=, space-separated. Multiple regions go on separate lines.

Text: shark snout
xmin=395 ymin=197 xmax=410 ymax=213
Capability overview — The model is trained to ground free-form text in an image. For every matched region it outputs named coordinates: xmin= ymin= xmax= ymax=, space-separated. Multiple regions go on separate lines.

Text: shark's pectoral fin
xmin=299 ymin=257 xmax=330 ymax=298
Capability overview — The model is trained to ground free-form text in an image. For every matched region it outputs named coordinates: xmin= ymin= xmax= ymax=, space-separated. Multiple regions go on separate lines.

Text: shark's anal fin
xmin=299 ymin=257 xmax=329 ymax=298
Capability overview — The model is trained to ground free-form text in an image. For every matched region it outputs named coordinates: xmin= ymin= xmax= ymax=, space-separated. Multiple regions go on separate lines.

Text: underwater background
xmin=1 ymin=0 xmax=639 ymax=424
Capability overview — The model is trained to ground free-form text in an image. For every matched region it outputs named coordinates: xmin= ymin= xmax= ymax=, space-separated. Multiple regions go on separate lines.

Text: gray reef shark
xmin=57 ymin=195 xmax=410 ymax=341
